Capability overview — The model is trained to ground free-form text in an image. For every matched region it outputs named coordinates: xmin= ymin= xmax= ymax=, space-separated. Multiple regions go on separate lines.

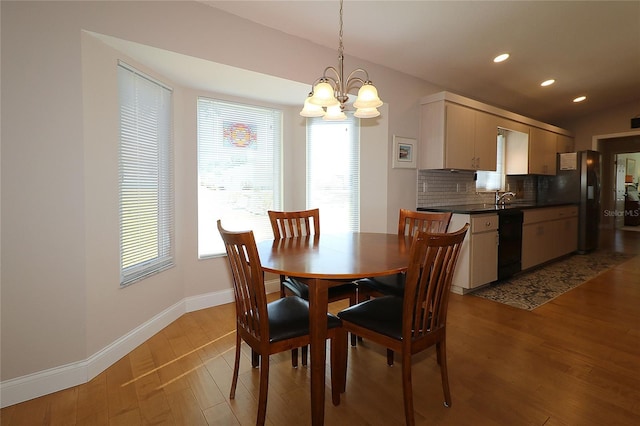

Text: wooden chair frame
xmin=218 ymin=220 xmax=347 ymax=425
xmin=339 ymin=224 xmax=469 ymax=426
xmin=359 ymin=209 xmax=453 ymax=365
xmin=268 ymin=208 xmax=358 ymax=365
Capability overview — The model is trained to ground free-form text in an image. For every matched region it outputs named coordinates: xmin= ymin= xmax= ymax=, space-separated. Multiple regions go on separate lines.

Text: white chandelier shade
xmin=322 ymin=104 xmax=348 ymax=121
xmin=308 ymin=81 xmax=340 ymax=107
xmin=300 ymin=96 xmax=326 ymax=117
xmin=354 ymin=107 xmax=381 ymax=119
xmin=353 ymin=84 xmax=383 ymax=109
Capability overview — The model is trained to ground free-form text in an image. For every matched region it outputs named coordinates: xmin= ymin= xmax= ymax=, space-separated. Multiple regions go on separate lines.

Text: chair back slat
xmin=398 ymin=209 xmax=452 ymax=237
xmin=402 ymin=224 xmax=469 ymax=342
xmin=268 ymin=208 xmax=320 ymax=239
xmin=218 ymin=220 xmax=269 ymax=342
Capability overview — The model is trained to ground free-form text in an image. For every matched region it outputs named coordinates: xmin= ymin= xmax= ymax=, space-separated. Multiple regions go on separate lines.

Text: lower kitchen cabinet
xmin=521 ymin=206 xmax=578 ymax=270
xmin=449 ymin=213 xmax=498 ymax=294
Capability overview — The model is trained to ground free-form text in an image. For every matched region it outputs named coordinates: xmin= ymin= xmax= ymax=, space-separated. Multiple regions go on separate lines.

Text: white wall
xmin=1 ymin=0 xmax=435 ymax=405
xmin=561 ymin=99 xmax=640 ymax=150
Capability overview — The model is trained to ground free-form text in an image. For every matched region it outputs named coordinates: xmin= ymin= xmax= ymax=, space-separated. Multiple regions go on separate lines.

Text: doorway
xmin=595 ymin=132 xmax=640 ymax=230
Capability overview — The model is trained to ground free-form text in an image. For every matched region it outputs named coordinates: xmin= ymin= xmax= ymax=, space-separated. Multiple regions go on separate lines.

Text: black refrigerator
xmin=539 ymin=150 xmax=601 ymax=253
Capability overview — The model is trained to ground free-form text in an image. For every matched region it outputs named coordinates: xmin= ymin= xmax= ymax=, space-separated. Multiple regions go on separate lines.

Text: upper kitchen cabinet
xmin=474 ymin=111 xmax=500 ymax=171
xmin=419 ymin=92 xmax=574 ymax=175
xmin=506 ymin=127 xmax=574 ymax=176
xmin=528 ymin=127 xmax=557 ymax=175
xmin=419 ymin=100 xmax=497 ymax=171
xmin=556 ymin=134 xmax=575 ymax=153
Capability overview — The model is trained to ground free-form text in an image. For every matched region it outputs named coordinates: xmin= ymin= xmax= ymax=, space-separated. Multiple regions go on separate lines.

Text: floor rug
xmin=470 ymin=251 xmax=635 ymax=310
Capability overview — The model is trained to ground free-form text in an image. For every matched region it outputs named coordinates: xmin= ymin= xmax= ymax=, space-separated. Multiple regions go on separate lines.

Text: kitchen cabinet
xmin=521 ymin=206 xmax=578 ymax=270
xmin=528 ymin=127 xmax=557 ymax=175
xmin=473 ymin=111 xmax=500 ymax=171
xmin=449 ymin=213 xmax=498 ymax=294
xmin=420 ymin=92 xmax=574 ymax=176
xmin=419 ymin=101 xmax=497 ymax=171
xmin=556 ymin=134 xmax=575 ymax=153
xmin=506 ymin=127 xmax=567 ymax=176
xmin=496 ymin=116 xmax=530 ymax=134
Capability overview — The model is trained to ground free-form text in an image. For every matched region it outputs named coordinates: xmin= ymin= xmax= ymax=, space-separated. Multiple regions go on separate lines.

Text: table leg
xmin=308 ymin=278 xmax=329 ymax=426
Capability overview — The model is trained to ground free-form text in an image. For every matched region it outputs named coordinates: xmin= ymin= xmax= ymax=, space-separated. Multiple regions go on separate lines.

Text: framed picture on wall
xmin=626 ymin=158 xmax=636 ymax=175
xmin=392 ymin=136 xmax=417 ymax=169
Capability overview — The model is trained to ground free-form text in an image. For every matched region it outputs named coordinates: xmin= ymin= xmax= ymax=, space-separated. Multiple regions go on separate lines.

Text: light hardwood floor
xmin=2 ymin=229 xmax=639 ymax=425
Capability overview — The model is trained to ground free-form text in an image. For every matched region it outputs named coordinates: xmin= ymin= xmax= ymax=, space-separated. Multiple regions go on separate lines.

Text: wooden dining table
xmin=256 ymin=232 xmax=412 ymax=426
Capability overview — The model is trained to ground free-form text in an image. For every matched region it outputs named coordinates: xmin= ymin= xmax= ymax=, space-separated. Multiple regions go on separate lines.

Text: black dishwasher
xmin=497 ymin=209 xmax=523 ymax=280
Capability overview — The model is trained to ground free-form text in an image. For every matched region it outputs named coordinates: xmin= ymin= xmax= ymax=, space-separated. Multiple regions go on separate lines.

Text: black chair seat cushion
xmin=283 ymin=277 xmax=357 ymax=300
xmin=355 ymin=273 xmax=406 ymax=297
xmin=266 ymin=296 xmax=341 ymax=343
xmin=337 ymin=296 xmax=403 ymax=340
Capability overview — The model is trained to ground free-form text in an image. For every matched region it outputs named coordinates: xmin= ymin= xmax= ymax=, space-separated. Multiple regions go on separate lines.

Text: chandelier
xmin=299 ymin=0 xmax=383 ymax=120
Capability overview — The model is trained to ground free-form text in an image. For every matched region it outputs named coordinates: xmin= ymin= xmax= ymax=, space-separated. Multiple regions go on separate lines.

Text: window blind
xmin=476 ymin=132 xmax=505 ymax=191
xmin=197 ymin=97 xmax=282 ymax=257
xmin=118 ymin=62 xmax=174 ymax=286
xmin=306 ymin=115 xmax=360 ymax=232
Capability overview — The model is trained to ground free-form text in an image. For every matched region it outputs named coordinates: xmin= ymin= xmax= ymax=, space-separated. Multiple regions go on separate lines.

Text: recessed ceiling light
xmin=493 ymin=53 xmax=510 ymax=63
xmin=541 ymin=79 xmax=555 ymax=87
xmin=573 ymin=96 xmax=587 ymax=103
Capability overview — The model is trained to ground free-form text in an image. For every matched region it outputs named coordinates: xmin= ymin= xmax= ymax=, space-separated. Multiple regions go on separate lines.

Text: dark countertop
xmin=417 ymin=202 xmax=577 ymax=215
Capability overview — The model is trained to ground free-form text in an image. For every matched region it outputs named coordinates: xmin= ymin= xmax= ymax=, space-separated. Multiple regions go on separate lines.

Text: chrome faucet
xmin=495 ymin=191 xmax=516 ymax=205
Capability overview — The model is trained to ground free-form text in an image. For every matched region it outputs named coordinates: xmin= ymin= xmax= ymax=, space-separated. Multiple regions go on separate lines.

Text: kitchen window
xmin=306 ymin=115 xmax=360 ymax=232
xmin=476 ymin=130 xmax=506 ymax=191
xmin=118 ymin=62 xmax=174 ymax=286
xmin=197 ymin=98 xmax=282 ymax=257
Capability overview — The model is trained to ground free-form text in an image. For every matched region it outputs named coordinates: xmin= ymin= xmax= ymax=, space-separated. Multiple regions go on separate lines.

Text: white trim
xmin=0 ymin=280 xmax=279 ymax=408
xmin=85 ymin=300 xmax=186 ymax=381
xmin=184 ymin=289 xmax=235 ymax=312
xmin=0 ymin=361 xmax=88 ymax=409
xmin=591 ymin=130 xmax=640 ymax=150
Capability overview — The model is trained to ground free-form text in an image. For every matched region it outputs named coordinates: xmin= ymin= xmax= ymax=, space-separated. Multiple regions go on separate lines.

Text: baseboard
xmin=0 ymin=280 xmax=278 ymax=409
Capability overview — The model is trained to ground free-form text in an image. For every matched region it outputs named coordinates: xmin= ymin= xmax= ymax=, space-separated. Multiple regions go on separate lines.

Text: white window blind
xmin=476 ymin=131 xmax=505 ymax=191
xmin=118 ymin=62 xmax=174 ymax=286
xmin=306 ymin=115 xmax=360 ymax=232
xmin=197 ymin=97 xmax=282 ymax=257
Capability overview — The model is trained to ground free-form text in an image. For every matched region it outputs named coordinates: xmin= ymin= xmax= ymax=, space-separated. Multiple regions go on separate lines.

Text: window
xmin=118 ymin=62 xmax=174 ymax=286
xmin=306 ymin=115 xmax=360 ymax=232
xmin=476 ymin=130 xmax=506 ymax=191
xmin=197 ymin=98 xmax=282 ymax=257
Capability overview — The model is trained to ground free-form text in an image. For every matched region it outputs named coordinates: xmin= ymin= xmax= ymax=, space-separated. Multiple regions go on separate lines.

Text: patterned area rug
xmin=471 ymin=251 xmax=634 ymax=310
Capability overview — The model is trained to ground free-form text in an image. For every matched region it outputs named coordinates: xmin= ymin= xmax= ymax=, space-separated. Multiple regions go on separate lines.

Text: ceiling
xmin=200 ymin=0 xmax=640 ymax=126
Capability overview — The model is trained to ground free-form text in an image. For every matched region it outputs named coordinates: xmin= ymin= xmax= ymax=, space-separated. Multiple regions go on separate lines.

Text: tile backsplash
xmin=417 ymin=169 xmax=537 ymax=208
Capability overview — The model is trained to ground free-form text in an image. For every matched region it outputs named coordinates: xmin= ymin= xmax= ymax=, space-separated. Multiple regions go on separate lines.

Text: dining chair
xmin=337 ymin=224 xmax=469 ymax=426
xmin=217 ymin=220 xmax=347 ymax=425
xmin=356 ymin=209 xmax=452 ymax=365
xmin=268 ymin=208 xmax=359 ymax=366
xmin=357 ymin=209 xmax=453 ymax=298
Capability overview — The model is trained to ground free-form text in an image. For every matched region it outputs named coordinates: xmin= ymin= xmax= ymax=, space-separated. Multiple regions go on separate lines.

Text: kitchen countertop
xmin=417 ymin=202 xmax=577 ymax=214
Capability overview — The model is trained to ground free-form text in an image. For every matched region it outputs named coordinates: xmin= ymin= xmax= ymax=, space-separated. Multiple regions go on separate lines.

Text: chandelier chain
xmin=338 ymin=0 xmax=344 ymax=58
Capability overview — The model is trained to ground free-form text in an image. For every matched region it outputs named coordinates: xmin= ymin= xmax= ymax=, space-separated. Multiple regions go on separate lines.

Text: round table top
xmin=256 ymin=232 xmax=411 ymax=280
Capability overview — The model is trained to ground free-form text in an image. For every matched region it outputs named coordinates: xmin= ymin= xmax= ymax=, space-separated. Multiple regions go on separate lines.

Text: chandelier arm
xmin=322 ymin=67 xmax=342 ymax=87
xmin=344 ymin=73 xmax=370 ymax=94
xmin=345 ymin=68 xmax=371 ymax=84
xmin=321 ymin=66 xmax=348 ymax=104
